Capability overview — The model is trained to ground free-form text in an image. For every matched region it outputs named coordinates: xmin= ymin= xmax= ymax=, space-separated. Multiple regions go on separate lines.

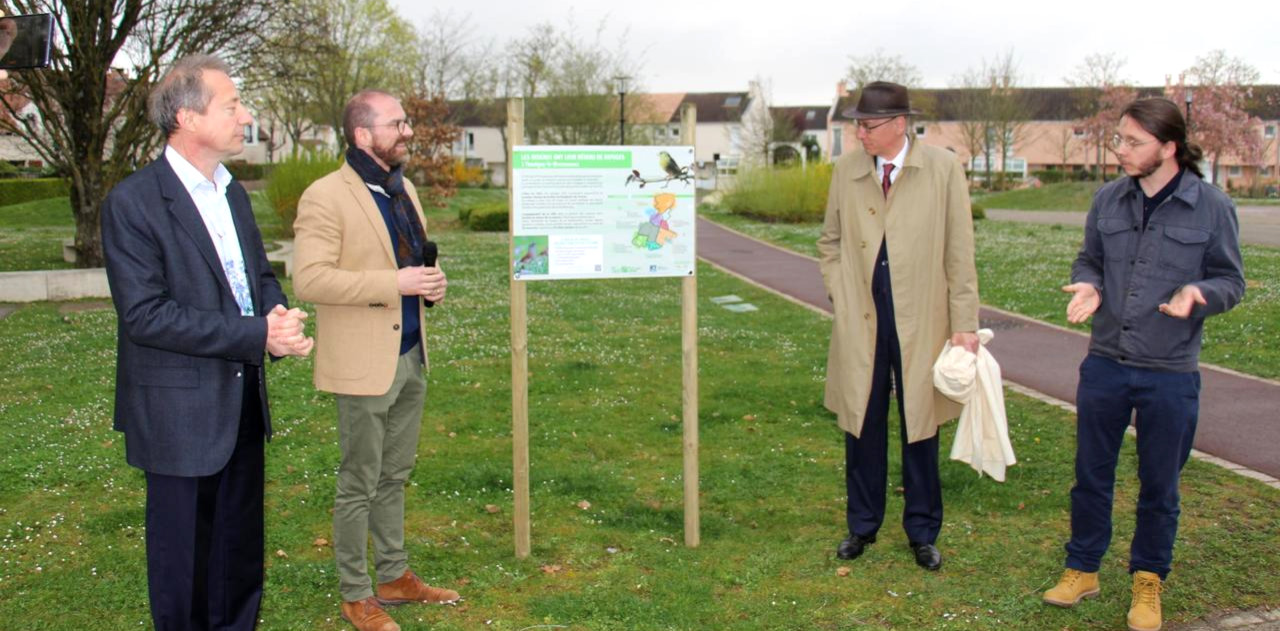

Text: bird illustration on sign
xmin=625 ymin=150 xmax=694 ymax=188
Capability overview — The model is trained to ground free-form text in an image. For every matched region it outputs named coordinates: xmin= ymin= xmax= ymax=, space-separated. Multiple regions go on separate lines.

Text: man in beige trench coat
xmin=817 ymin=81 xmax=980 ymax=570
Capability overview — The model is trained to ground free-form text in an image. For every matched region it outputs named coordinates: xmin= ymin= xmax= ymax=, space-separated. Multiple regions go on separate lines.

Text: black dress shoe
xmin=836 ymin=534 xmax=876 ymax=560
xmin=909 ymin=541 xmax=942 ymax=570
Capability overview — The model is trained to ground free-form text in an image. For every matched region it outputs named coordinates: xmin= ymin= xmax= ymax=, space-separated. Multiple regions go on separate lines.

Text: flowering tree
xmin=1170 ymin=50 xmax=1263 ymax=186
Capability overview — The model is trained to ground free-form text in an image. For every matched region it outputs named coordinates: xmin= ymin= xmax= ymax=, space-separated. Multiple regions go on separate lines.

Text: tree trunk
xmin=70 ymin=172 xmax=105 ymax=268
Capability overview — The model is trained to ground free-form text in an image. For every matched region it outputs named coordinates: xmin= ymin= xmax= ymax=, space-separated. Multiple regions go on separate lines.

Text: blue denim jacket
xmin=1071 ymin=171 xmax=1245 ymax=372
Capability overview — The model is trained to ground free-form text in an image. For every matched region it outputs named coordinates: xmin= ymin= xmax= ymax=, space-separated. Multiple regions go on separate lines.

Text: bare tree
xmin=845 ymin=48 xmax=923 ymax=90
xmin=986 ymin=50 xmax=1031 ymax=189
xmin=503 ymin=18 xmax=644 ymax=146
xmin=415 ymin=9 xmax=474 ymax=98
xmin=0 ymin=0 xmax=277 ymax=267
xmin=949 ymin=67 xmax=993 ymax=186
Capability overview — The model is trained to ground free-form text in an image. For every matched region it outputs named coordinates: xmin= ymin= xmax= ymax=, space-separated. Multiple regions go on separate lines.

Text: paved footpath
xmin=696 ymin=217 xmax=1280 ymax=482
xmin=987 ymin=205 xmax=1280 ymax=247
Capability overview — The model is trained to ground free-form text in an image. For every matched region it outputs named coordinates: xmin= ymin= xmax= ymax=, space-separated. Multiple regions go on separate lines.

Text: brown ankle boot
xmin=340 ymin=596 xmax=400 ymax=631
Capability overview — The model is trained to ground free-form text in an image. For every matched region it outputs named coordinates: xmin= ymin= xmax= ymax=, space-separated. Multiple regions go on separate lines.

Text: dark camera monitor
xmin=0 ymin=13 xmax=53 ymax=71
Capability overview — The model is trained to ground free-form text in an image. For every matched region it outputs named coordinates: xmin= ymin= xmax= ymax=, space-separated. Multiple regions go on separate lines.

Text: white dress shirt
xmin=164 ymin=145 xmax=254 ymax=315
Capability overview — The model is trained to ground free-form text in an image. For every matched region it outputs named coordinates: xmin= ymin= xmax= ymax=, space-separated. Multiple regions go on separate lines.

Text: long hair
xmin=1120 ymin=98 xmax=1204 ymax=178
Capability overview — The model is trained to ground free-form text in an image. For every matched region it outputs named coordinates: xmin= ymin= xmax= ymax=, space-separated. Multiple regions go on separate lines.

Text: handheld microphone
xmin=421 ymin=240 xmax=438 ymax=308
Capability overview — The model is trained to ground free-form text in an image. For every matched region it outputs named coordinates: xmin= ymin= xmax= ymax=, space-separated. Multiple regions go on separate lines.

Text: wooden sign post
xmin=507 ymin=101 xmax=700 ymax=558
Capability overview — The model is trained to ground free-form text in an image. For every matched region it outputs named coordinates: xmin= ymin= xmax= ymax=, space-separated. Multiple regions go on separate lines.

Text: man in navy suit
xmin=102 ymin=54 xmax=313 ymax=630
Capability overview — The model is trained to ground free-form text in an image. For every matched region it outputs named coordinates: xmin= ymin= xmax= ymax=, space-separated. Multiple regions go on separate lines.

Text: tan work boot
xmin=341 ymin=596 xmax=400 ymax=631
xmin=1127 ymin=571 xmax=1163 ymax=631
xmin=1043 ymin=568 xmax=1100 ymax=607
xmin=376 ymin=569 xmax=461 ymax=606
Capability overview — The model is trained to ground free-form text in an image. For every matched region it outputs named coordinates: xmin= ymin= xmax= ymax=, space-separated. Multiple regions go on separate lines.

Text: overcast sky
xmin=391 ymin=0 xmax=1278 ymax=106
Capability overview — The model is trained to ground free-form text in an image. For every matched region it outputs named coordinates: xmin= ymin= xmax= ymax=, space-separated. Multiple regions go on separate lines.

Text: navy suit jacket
xmin=102 ymin=156 xmax=288 ymax=477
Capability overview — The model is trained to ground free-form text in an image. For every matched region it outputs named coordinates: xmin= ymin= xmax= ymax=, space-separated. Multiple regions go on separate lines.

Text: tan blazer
xmin=817 ymin=140 xmax=979 ymax=443
xmin=293 ymin=162 xmax=429 ymax=396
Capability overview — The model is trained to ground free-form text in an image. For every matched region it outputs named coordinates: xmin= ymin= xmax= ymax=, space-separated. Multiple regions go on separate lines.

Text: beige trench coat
xmin=817 ymin=140 xmax=980 ymax=443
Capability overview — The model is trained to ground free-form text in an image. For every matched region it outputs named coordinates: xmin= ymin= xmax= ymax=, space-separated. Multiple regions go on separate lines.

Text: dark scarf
xmin=346 ymin=146 xmax=426 ymax=268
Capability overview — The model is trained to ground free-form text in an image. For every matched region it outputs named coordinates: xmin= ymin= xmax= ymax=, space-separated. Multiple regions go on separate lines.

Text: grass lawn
xmin=0 ymin=196 xmax=76 ymax=272
xmin=973 ymin=182 xmax=1103 ymax=212
xmin=698 ymin=205 xmax=1280 ymax=381
xmin=0 ymin=188 xmax=504 ymax=272
xmin=2 ymin=204 xmax=1279 ymax=630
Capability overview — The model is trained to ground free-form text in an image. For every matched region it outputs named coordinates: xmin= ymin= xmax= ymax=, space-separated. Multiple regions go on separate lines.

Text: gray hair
xmin=148 ymin=54 xmax=233 ymax=138
xmin=343 ymin=89 xmax=396 ymax=146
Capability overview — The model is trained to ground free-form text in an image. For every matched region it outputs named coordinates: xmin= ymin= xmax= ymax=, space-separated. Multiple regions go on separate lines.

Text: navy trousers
xmin=845 ymin=241 xmax=943 ymax=544
xmin=145 ymin=366 xmax=265 ymax=631
xmin=1065 ymin=354 xmax=1200 ymax=580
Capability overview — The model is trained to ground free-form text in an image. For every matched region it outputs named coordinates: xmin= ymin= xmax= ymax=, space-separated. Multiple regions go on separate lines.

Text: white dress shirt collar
xmin=876 ymin=135 xmax=911 ymax=185
xmin=165 ymin=145 xmax=233 ymax=194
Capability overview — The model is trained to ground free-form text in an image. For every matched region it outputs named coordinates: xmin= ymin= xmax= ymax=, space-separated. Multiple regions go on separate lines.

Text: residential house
xmin=828 ymin=83 xmax=1280 ymax=190
xmin=769 ymin=105 xmax=831 ymax=162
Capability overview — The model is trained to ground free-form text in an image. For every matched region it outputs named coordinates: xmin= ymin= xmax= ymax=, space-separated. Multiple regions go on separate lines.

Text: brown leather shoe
xmin=376 ymin=569 xmax=461 ymax=605
xmin=340 ymin=597 xmax=400 ymax=631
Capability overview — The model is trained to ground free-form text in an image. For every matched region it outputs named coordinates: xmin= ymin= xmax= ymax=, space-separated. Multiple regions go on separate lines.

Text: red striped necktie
xmin=882 ymin=163 xmax=894 ymax=197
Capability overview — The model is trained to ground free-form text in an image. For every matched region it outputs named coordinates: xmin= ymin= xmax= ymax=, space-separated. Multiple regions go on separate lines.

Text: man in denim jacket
xmin=1043 ymin=98 xmax=1244 ymax=631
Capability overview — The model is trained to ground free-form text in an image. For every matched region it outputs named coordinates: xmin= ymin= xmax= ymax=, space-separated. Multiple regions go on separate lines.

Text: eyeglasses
xmin=1109 ymin=133 xmax=1154 ymax=150
xmin=856 ymin=117 xmax=897 ymax=132
xmin=367 ymin=119 xmax=412 ymax=134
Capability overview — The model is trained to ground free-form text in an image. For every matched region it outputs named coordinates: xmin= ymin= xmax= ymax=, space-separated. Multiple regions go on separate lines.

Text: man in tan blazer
xmin=817 ymin=82 xmax=980 ymax=571
xmin=294 ymin=90 xmax=458 ymax=631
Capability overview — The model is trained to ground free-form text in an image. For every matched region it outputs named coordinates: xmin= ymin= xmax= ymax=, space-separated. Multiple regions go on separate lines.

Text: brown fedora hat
xmin=842 ymin=81 xmax=921 ymax=119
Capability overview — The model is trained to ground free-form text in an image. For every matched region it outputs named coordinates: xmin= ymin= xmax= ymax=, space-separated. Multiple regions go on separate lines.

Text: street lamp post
xmin=615 ymin=75 xmax=630 ymax=145
xmin=1185 ymin=87 xmax=1193 ymax=129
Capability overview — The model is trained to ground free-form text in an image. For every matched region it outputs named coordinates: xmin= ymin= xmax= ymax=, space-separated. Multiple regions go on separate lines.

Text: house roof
xmin=634 ymin=92 xmax=686 ymax=124
xmin=831 ymin=85 xmax=1280 ymax=122
xmin=771 ymin=105 xmax=830 ymax=131
xmin=672 ymin=92 xmax=751 ymax=123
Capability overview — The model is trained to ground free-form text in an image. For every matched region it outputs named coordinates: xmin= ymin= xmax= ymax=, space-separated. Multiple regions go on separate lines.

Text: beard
xmin=1124 ymin=153 xmax=1162 ymax=179
xmin=372 ymin=138 xmax=409 ymax=167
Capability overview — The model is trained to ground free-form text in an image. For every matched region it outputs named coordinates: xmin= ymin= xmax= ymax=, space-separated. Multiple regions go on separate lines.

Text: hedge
xmin=466 ymin=202 xmax=509 ymax=232
xmin=0 ymin=178 xmax=70 ymax=206
xmin=225 ymin=161 xmax=273 ymax=182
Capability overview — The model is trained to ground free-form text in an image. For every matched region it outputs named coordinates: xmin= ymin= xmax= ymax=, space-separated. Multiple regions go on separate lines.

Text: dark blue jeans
xmin=1065 ymin=354 xmax=1200 ymax=580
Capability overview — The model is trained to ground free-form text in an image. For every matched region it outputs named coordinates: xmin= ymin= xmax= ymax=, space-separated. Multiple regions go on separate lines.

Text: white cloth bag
xmin=932 ymin=328 xmax=1017 ymax=481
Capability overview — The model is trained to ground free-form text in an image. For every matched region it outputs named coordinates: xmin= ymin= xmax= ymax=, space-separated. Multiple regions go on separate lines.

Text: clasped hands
xmin=397 ymin=265 xmax=448 ymax=303
xmin=266 ymin=304 xmax=314 ymax=357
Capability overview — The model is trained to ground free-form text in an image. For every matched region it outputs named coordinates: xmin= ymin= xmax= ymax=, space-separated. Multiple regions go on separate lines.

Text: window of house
xmin=1229 ymin=165 xmax=1242 ymax=176
xmin=1073 ymin=127 xmax=1086 ymax=137
xmin=1262 ymin=166 xmax=1274 ymax=177
xmin=716 ymin=156 xmax=740 ymax=176
xmin=832 ymin=127 xmax=842 ymax=157
xmin=805 ymin=111 xmax=816 ymax=121
xmin=242 ymin=124 xmax=257 ymax=145
xmin=915 ymin=125 xmax=926 ymax=137
xmin=670 ymin=126 xmax=680 ymax=138
xmin=724 ymin=96 xmax=742 ymax=108
xmin=1265 ymin=125 xmax=1276 ymax=139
